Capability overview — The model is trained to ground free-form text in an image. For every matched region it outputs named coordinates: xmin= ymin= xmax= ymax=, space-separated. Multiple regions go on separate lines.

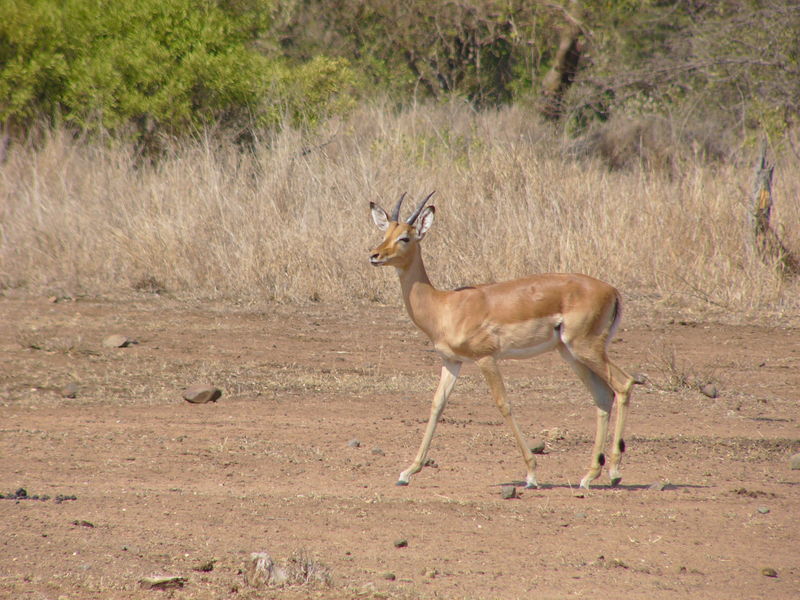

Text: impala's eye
xmin=398 ymin=236 xmax=410 ymax=244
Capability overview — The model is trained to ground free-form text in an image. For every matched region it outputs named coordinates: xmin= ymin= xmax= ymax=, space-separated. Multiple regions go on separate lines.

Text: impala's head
xmin=370 ymin=192 xmax=435 ymax=268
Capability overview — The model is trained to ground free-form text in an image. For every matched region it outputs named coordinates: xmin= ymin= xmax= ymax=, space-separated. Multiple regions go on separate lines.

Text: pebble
xmin=761 ymin=567 xmax=778 ymax=578
xmin=500 ymin=485 xmax=518 ymax=499
xmin=528 ymin=439 xmax=546 ymax=454
xmin=182 ymin=385 xmax=222 ymax=404
xmin=790 ymin=453 xmax=800 ymax=470
xmin=60 ymin=383 xmax=79 ymax=398
xmin=700 ymin=383 xmax=718 ymax=398
xmin=102 ymin=334 xmax=137 ymax=348
xmin=139 ymin=576 xmax=187 ymax=590
xmin=393 ymin=539 xmax=408 ymax=548
xmin=347 ymin=439 xmax=361 ymax=448
xmin=757 ymin=506 xmax=770 ymax=514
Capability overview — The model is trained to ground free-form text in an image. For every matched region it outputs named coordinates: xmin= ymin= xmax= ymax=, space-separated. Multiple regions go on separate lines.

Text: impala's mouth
xmin=370 ymin=256 xmax=386 ymax=266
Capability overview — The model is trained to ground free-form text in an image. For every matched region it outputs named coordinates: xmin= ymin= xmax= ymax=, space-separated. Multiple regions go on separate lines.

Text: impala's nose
xmin=369 ymin=252 xmax=383 ymax=265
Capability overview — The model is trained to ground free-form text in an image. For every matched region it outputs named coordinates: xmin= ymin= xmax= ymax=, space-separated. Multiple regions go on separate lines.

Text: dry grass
xmin=1 ymin=100 xmax=798 ymax=322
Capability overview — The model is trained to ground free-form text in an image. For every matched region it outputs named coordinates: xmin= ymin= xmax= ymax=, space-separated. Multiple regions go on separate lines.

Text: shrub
xmin=0 ymin=0 xmax=355 ymax=137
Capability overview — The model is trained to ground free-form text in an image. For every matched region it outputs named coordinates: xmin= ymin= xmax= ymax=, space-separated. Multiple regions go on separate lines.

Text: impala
xmin=369 ymin=192 xmax=634 ymax=489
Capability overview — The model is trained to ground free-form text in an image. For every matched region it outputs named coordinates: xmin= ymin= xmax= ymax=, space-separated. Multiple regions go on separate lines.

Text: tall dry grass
xmin=1 ymin=99 xmax=798 ymax=323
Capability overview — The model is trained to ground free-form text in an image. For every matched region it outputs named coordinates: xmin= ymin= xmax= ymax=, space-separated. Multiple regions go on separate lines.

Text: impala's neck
xmin=396 ymin=245 xmax=442 ymax=339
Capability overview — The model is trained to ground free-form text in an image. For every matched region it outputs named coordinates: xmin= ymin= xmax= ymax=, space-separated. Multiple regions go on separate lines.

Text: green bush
xmin=0 ymin=0 xmax=355 ymax=137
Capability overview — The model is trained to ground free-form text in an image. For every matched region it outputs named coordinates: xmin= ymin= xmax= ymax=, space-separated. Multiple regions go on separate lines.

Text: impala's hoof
xmin=524 ymin=481 xmax=540 ymax=490
xmin=395 ymin=480 xmax=409 ymax=487
xmin=610 ymin=476 xmax=622 ymax=487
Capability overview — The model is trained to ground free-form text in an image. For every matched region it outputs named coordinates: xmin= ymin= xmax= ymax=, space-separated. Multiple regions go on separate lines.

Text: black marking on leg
xmin=619 ymin=439 xmax=626 ymax=453
xmin=597 ymin=453 xmax=605 ymax=466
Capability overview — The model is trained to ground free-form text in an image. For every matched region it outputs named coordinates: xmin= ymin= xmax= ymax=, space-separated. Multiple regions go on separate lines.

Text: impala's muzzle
xmin=369 ymin=252 xmax=386 ymax=266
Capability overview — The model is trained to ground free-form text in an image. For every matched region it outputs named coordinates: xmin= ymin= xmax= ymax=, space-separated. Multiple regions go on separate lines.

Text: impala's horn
xmin=390 ymin=192 xmax=407 ymax=222
xmin=406 ymin=191 xmax=436 ymax=225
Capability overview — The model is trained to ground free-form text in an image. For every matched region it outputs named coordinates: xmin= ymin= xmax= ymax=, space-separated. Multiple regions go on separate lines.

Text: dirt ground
xmin=0 ymin=294 xmax=798 ymax=599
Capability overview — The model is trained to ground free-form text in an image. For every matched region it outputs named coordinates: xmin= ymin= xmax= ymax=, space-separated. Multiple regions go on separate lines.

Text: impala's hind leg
xmin=559 ymin=346 xmax=613 ymax=488
xmin=606 ymin=360 xmax=633 ymax=486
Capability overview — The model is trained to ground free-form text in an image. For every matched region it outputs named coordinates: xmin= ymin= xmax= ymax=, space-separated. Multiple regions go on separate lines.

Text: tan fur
xmin=370 ymin=198 xmax=634 ymax=488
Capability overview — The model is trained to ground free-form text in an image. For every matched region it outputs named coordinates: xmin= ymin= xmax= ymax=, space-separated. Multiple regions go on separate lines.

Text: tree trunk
xmin=750 ymin=146 xmax=799 ymax=276
xmin=540 ymin=1 xmax=584 ymax=121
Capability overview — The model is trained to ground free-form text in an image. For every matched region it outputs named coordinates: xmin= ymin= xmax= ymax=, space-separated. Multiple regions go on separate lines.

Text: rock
xmin=757 ymin=506 xmax=770 ymax=514
xmin=790 ymin=453 xmax=800 ymax=470
xmin=761 ymin=567 xmax=778 ymax=578
xmin=381 ymin=572 xmax=396 ymax=581
xmin=371 ymin=447 xmax=385 ymax=456
xmin=244 ymin=552 xmax=287 ymax=588
xmin=182 ymin=385 xmax=222 ymax=404
xmin=139 ymin=576 xmax=187 ymax=590
xmin=648 ymin=481 xmax=669 ymax=491
xmin=500 ymin=485 xmax=518 ymax=499
xmin=347 ymin=439 xmax=361 ymax=448
xmin=60 ymin=383 xmax=79 ymax=398
xmin=102 ymin=334 xmax=137 ymax=348
xmin=393 ymin=539 xmax=408 ymax=548
xmin=193 ymin=559 xmax=216 ymax=572
xmin=700 ymin=383 xmax=718 ymax=398
xmin=528 ymin=439 xmax=546 ymax=454
xmin=71 ymin=520 xmax=94 ymax=528
xmin=632 ymin=372 xmax=648 ymax=385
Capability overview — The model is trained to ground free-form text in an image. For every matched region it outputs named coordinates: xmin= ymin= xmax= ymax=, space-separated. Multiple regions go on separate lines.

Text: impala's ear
xmin=416 ymin=205 xmax=435 ymax=239
xmin=370 ymin=202 xmax=390 ymax=231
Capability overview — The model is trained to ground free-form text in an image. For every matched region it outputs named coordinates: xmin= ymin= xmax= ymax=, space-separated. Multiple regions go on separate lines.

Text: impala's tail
xmin=607 ymin=294 xmax=623 ymax=345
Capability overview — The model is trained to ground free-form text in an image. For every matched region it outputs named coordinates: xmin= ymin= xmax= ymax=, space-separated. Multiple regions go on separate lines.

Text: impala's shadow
xmin=493 ymin=481 xmax=710 ymax=492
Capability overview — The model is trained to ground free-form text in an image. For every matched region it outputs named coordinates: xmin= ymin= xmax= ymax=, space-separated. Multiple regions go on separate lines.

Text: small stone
xmin=632 ymin=372 xmax=648 ymax=385
xmin=700 ymin=383 xmax=718 ymax=398
xmin=102 ymin=334 xmax=137 ymax=348
xmin=761 ymin=567 xmax=778 ymax=578
xmin=381 ymin=572 xmax=396 ymax=581
xmin=500 ymin=485 xmax=518 ymax=499
xmin=528 ymin=439 xmax=546 ymax=454
xmin=790 ymin=453 xmax=800 ymax=470
xmin=244 ymin=552 xmax=287 ymax=588
xmin=371 ymin=447 xmax=385 ymax=456
xmin=610 ymin=558 xmax=629 ymax=569
xmin=71 ymin=520 xmax=94 ymax=528
xmin=393 ymin=539 xmax=408 ymax=548
xmin=60 ymin=383 xmax=79 ymax=398
xmin=139 ymin=576 xmax=187 ymax=590
xmin=347 ymin=439 xmax=361 ymax=448
xmin=757 ymin=506 xmax=770 ymax=514
xmin=194 ymin=559 xmax=216 ymax=572
xmin=648 ymin=481 xmax=667 ymax=491
xmin=182 ymin=385 xmax=222 ymax=404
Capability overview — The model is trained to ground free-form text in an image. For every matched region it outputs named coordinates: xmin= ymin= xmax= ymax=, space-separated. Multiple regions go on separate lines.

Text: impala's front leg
xmin=397 ymin=360 xmax=461 ymax=486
